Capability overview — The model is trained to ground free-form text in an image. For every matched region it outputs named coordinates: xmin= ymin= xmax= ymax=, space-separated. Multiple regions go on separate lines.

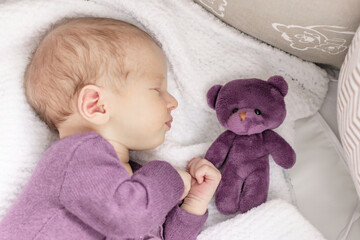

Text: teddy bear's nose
xmin=239 ymin=112 xmax=246 ymax=121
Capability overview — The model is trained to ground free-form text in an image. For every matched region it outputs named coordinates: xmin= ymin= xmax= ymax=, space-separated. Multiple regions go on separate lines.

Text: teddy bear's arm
xmin=205 ymin=130 xmax=236 ymax=168
xmin=263 ymin=129 xmax=296 ymax=169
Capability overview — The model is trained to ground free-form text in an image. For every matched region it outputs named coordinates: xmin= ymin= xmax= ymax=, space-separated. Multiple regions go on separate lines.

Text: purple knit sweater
xmin=0 ymin=132 xmax=208 ymax=239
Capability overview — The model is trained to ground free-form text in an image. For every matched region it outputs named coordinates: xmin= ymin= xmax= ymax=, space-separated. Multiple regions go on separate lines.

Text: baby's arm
xmin=163 ymin=202 xmax=208 ymax=240
xmin=59 ymin=136 xmax=185 ymax=239
xmin=163 ymin=158 xmax=221 ymax=239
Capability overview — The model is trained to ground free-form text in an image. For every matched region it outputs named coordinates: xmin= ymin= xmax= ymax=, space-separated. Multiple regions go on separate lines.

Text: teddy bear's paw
xmin=215 ymin=193 xmax=241 ymax=215
xmin=239 ymin=195 xmax=267 ymax=213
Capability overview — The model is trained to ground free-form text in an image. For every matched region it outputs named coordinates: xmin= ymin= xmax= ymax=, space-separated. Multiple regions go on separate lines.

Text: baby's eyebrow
xmin=156 ymin=74 xmax=165 ymax=81
xmin=153 ymin=75 xmax=165 ymax=84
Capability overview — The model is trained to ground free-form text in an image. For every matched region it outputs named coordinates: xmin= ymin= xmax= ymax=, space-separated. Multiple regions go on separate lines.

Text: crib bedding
xmin=292 ymin=71 xmax=360 ymax=240
xmin=0 ymin=0 xmax=331 ymax=239
xmin=194 ymin=0 xmax=360 ymax=69
xmin=291 ymin=112 xmax=360 ymax=240
xmin=318 ymin=70 xmax=340 ymax=140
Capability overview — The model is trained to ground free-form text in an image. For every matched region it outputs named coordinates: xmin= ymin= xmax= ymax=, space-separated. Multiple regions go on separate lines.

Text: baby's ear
xmin=267 ymin=75 xmax=288 ymax=96
xmin=206 ymin=84 xmax=222 ymax=110
xmin=77 ymin=85 xmax=109 ymax=125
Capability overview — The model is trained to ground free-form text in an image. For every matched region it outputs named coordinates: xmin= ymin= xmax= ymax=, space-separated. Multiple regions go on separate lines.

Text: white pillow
xmin=337 ymin=25 xmax=360 ymax=198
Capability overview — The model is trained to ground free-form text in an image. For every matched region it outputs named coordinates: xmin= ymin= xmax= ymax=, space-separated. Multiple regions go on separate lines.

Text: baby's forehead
xmin=124 ymin=39 xmax=168 ymax=78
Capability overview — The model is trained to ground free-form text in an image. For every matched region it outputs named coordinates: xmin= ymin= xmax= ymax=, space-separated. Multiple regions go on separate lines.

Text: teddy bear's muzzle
xmin=239 ymin=112 xmax=246 ymax=121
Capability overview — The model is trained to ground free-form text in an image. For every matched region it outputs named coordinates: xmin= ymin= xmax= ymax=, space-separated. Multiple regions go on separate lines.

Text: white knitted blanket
xmin=0 ymin=0 xmax=328 ymax=239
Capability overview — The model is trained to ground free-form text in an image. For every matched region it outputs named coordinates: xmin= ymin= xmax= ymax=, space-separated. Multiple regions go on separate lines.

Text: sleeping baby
xmin=0 ymin=17 xmax=221 ymax=240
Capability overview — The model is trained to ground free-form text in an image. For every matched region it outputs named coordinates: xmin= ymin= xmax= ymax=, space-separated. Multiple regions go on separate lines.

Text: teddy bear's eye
xmin=254 ymin=109 xmax=261 ymax=115
xmin=232 ymin=108 xmax=239 ymax=114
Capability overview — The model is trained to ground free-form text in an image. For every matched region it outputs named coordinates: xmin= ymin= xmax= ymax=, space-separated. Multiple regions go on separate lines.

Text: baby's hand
xmin=181 ymin=157 xmax=222 ymax=215
xmin=174 ymin=167 xmax=192 ymax=201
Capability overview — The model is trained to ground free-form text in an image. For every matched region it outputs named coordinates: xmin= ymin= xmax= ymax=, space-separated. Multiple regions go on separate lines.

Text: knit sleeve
xmin=163 ymin=203 xmax=208 ymax=239
xmin=58 ymin=135 xmax=184 ymax=239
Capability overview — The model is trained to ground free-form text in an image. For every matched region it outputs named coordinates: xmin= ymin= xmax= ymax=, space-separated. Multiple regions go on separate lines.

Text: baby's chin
xmin=151 ymin=133 xmax=166 ymax=149
xmin=130 ymin=133 xmax=166 ymax=151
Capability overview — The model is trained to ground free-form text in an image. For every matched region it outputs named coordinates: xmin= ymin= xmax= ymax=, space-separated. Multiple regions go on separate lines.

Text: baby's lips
xmin=166 ymin=116 xmax=173 ymax=123
xmin=165 ymin=117 xmax=173 ymax=127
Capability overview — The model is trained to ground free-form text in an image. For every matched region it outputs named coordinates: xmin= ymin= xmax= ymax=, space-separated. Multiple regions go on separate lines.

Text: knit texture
xmin=0 ymin=132 xmax=208 ymax=239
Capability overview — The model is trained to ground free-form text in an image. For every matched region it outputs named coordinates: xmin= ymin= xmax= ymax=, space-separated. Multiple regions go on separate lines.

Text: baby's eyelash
xmin=151 ymin=88 xmax=161 ymax=93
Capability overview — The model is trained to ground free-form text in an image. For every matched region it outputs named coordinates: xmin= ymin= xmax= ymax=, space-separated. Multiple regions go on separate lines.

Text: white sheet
xmin=0 ymin=0 xmax=329 ymax=238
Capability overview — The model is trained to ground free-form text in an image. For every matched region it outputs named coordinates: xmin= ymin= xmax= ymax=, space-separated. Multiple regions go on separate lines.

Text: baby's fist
xmin=182 ymin=157 xmax=221 ymax=214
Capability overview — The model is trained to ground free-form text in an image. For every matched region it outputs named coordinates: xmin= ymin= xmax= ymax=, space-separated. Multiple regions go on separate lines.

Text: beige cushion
xmin=194 ymin=0 xmax=360 ymax=68
xmin=337 ymin=25 xmax=360 ymax=199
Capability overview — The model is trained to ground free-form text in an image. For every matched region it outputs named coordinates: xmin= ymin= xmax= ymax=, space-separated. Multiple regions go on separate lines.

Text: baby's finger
xmin=188 ymin=158 xmax=206 ymax=177
xmin=194 ymin=164 xmax=212 ymax=184
xmin=191 ymin=177 xmax=197 ymax=185
xmin=187 ymin=157 xmax=200 ymax=166
xmin=194 ymin=164 xmax=219 ymax=184
xmin=187 ymin=157 xmax=202 ymax=172
xmin=186 ymin=158 xmax=196 ymax=171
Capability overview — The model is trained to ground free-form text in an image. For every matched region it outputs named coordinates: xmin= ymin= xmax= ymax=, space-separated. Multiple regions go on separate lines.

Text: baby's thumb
xmin=191 ymin=178 xmax=197 ymax=185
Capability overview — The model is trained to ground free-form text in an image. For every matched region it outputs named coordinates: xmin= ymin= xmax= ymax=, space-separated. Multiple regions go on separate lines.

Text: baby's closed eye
xmin=151 ymin=88 xmax=161 ymax=94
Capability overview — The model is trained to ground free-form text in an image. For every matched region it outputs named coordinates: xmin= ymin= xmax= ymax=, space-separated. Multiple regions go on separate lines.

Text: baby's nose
xmin=167 ymin=94 xmax=178 ymax=111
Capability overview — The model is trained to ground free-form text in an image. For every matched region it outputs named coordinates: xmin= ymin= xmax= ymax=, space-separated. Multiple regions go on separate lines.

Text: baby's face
xmin=107 ymin=38 xmax=178 ymax=150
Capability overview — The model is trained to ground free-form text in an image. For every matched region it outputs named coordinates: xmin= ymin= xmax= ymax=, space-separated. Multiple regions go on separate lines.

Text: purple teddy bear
xmin=205 ymin=75 xmax=296 ymax=215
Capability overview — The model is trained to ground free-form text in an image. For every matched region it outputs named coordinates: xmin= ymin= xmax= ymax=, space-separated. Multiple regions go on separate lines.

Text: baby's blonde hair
xmin=24 ymin=17 xmax=153 ymax=133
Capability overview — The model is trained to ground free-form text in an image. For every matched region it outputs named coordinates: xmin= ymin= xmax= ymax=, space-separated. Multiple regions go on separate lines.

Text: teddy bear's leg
xmin=239 ymin=166 xmax=269 ymax=213
xmin=215 ymin=166 xmax=244 ymax=215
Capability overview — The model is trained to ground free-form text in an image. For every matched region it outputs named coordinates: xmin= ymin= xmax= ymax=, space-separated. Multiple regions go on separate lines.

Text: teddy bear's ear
xmin=206 ymin=84 xmax=222 ymax=110
xmin=267 ymin=75 xmax=288 ymax=96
